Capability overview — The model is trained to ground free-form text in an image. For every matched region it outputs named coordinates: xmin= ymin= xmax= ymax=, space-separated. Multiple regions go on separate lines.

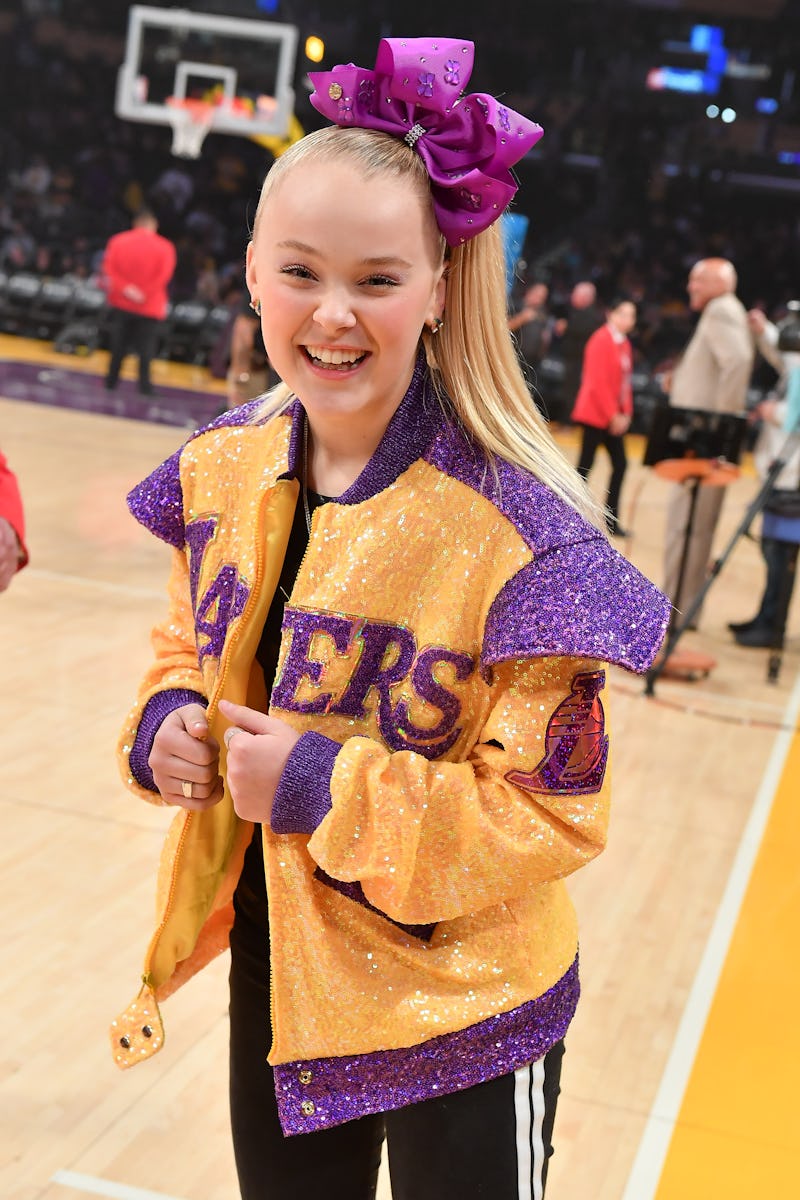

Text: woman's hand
xmin=219 ymin=699 xmax=301 ymax=823
xmin=148 ymin=703 xmax=224 ymax=810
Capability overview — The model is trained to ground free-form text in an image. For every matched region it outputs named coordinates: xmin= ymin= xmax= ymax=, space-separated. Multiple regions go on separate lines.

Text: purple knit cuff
xmin=128 ymin=689 xmax=207 ymax=792
xmin=271 ymin=731 xmax=338 ymax=834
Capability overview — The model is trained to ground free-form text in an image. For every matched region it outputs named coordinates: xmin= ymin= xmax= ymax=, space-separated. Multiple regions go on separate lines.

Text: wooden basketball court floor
xmin=2 ymin=335 xmax=799 ymax=1200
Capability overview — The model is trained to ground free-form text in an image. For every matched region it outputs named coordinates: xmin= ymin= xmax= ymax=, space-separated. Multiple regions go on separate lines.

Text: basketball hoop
xmin=166 ymin=98 xmax=216 ymax=158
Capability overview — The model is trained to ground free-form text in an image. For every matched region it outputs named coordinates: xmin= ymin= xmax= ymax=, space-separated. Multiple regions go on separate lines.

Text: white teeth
xmin=305 ymin=346 xmax=365 ymax=365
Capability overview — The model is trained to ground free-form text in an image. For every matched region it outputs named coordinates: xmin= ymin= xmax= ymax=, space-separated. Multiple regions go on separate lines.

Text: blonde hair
xmin=251 ymin=126 xmax=603 ymax=526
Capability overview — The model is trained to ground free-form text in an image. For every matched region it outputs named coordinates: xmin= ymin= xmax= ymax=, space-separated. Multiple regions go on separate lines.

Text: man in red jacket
xmin=572 ymin=296 xmax=637 ymax=537
xmin=0 ymin=448 xmax=28 ymax=592
xmin=102 ymin=210 xmax=176 ymax=396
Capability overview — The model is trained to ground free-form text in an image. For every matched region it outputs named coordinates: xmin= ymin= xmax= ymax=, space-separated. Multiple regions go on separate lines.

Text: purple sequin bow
xmin=308 ymin=37 xmax=543 ymax=246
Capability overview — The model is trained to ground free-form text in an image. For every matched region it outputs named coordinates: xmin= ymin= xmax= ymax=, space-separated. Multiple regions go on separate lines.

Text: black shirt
xmin=238 ymin=485 xmax=332 ymax=936
xmin=255 ymin=487 xmax=331 ymax=698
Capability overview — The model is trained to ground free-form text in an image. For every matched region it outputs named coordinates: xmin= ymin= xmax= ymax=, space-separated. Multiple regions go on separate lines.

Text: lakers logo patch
xmin=506 ymin=670 xmax=608 ymax=795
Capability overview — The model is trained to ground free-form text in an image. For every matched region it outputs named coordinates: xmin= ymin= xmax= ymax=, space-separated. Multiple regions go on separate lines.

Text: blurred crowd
xmin=1 ymin=2 xmax=798 ymax=385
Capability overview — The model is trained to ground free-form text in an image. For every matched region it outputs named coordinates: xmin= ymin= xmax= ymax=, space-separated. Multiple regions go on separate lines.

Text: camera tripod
xmin=645 ymin=426 xmax=800 ymax=696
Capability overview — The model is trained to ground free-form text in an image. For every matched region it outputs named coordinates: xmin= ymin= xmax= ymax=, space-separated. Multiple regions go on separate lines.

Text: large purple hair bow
xmin=308 ymin=37 xmax=543 ymax=246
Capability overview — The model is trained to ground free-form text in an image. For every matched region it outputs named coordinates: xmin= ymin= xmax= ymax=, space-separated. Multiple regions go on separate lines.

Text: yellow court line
xmin=622 ymin=668 xmax=800 ymax=1199
xmin=0 ymin=333 xmax=228 ymax=392
xmin=654 ymin=689 xmax=800 ymax=1197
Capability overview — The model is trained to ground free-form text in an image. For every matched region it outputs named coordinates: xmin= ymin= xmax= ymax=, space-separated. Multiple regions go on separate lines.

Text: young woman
xmin=113 ymin=39 xmax=669 ymax=1200
xmin=572 ymin=296 xmax=638 ymax=537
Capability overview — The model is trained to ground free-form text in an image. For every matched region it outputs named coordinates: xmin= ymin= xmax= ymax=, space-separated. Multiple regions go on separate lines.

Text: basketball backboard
xmin=116 ymin=6 xmax=298 ymax=156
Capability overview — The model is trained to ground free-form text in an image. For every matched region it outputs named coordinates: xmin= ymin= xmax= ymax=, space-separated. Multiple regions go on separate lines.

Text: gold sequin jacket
xmin=113 ymin=360 xmax=670 ymax=1133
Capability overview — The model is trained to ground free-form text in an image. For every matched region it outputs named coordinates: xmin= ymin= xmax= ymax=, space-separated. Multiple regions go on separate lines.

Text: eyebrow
xmin=276 ymin=239 xmax=413 ymax=269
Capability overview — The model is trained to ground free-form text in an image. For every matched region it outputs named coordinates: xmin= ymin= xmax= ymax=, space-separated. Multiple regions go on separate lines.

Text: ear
xmin=430 ymin=263 xmax=447 ymax=323
xmin=245 ymin=241 xmax=257 ymax=295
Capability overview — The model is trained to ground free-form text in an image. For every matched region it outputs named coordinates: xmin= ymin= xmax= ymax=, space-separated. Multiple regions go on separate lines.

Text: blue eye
xmin=281 ymin=264 xmax=316 ymax=280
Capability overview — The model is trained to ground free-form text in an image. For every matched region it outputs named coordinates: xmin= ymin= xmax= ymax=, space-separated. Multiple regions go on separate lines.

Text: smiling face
xmin=246 ymin=155 xmax=446 ymax=434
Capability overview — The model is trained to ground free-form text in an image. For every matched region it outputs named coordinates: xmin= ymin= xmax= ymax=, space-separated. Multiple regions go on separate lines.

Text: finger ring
xmin=181 ymin=779 xmax=194 ymax=800
xmin=225 ymin=727 xmax=241 ymax=749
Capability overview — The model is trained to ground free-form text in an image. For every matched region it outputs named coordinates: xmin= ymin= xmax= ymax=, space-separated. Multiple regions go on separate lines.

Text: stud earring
xmin=249 ymin=298 xmax=262 ymax=316
xmin=429 ymin=316 xmax=444 ymax=334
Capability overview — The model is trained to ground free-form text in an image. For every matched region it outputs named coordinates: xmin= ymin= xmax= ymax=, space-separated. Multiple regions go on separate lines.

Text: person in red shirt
xmin=572 ymin=297 xmax=637 ymax=537
xmin=102 ymin=210 xmax=177 ymax=396
xmin=0 ymin=448 xmax=28 ymax=591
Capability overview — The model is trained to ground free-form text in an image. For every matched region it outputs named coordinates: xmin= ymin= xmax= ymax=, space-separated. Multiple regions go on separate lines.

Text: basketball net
xmin=167 ymin=99 xmax=216 ymax=159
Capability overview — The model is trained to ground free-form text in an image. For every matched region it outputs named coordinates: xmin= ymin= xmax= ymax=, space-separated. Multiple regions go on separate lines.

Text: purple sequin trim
xmin=274 ymin=956 xmax=579 ymax=1135
xmin=128 ymin=689 xmax=207 ymax=791
xmin=483 ymin=544 xmax=670 ymax=674
xmin=313 ymin=869 xmax=437 ymax=942
xmin=282 ymin=353 xmax=441 ymax=504
xmin=127 ymin=400 xmax=265 ymax=548
xmin=281 ymin=397 xmax=305 ymax=479
xmin=426 ymin=428 xmax=589 ymax=553
xmin=424 ymin=427 xmax=670 ymax=674
xmin=271 ymin=731 xmax=337 ymax=834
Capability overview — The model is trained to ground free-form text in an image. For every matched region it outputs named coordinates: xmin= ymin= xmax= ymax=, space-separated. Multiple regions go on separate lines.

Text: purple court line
xmin=0 ymin=358 xmax=225 ymax=429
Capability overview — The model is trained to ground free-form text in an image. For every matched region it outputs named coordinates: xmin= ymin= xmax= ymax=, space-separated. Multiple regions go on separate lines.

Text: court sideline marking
xmin=27 ymin=567 xmax=164 ymax=600
xmin=621 ymin=664 xmax=800 ymax=1199
xmin=50 ymin=1170 xmax=185 ymax=1200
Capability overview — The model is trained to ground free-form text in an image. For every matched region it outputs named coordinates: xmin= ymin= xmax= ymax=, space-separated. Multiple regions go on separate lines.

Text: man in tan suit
xmin=663 ymin=258 xmax=754 ymax=621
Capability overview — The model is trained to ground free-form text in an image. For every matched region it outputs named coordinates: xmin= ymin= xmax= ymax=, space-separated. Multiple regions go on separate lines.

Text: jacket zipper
xmin=141 ymin=812 xmax=193 ymax=985
xmin=264 ymin=496 xmax=323 ymax=1061
xmin=143 ymin=482 xmax=280 ymax=994
xmin=209 ymin=481 xmax=291 ymax=1060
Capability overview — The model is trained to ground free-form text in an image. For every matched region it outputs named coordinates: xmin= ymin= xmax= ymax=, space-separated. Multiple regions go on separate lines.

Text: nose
xmin=313 ymin=286 xmax=357 ymax=334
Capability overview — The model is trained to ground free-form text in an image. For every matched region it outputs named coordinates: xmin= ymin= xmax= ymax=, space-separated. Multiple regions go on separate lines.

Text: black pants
xmin=105 ymin=309 xmax=160 ymax=392
xmin=576 ymin=423 xmax=627 ymax=524
xmin=229 ymin=830 xmax=564 ymax=1199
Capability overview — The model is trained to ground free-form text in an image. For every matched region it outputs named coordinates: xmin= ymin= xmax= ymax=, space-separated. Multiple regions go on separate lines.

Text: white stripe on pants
xmin=514 ymin=1058 xmax=547 ymax=1199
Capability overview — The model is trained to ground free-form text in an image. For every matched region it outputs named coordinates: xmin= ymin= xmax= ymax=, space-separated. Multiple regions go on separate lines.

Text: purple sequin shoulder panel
xmin=274 ymin=955 xmax=578 ymax=1135
xmin=484 ymin=541 xmax=670 ymax=674
xmin=126 ymin=400 xmax=266 ymax=548
xmin=425 ymin=423 xmax=591 ymax=554
xmin=424 ymin=427 xmax=670 ymax=675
